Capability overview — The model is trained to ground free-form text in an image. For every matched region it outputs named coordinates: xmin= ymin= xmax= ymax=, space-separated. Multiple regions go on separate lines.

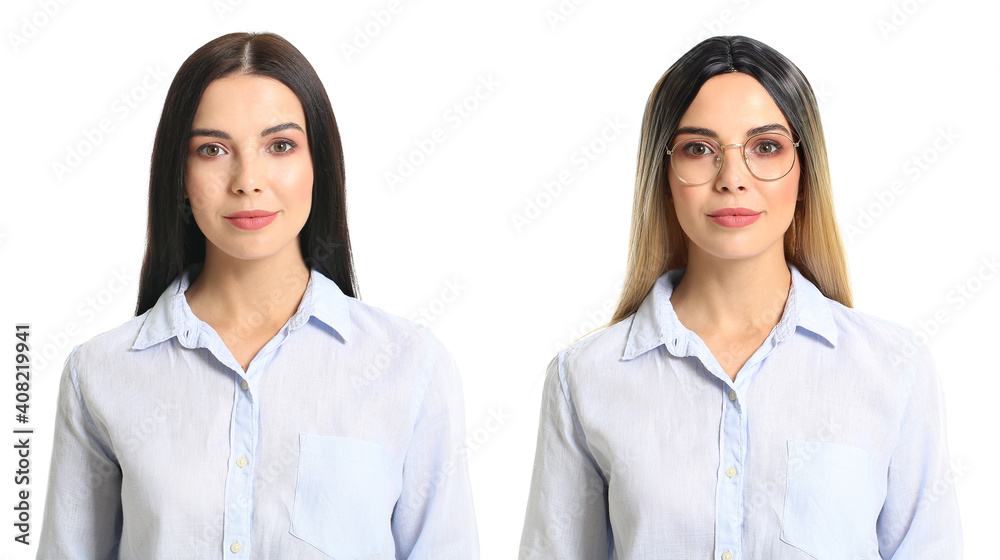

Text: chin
xmin=702 ymin=240 xmax=783 ymax=261
xmin=211 ymin=240 xmax=287 ymax=262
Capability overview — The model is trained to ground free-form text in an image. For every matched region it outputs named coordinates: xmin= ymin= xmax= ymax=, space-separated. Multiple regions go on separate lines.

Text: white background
xmin=2 ymin=0 xmax=997 ymax=558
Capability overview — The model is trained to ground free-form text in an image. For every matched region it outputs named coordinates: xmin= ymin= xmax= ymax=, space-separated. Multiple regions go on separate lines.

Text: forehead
xmin=678 ymin=72 xmax=789 ymax=135
xmin=192 ymin=74 xmax=306 ymax=129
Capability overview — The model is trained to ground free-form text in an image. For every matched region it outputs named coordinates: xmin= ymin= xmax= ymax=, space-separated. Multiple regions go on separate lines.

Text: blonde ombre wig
xmin=611 ymin=36 xmax=852 ymax=324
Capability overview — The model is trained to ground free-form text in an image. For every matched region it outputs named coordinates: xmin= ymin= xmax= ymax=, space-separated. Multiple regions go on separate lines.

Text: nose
xmin=231 ymin=154 xmax=263 ymax=195
xmin=715 ymin=143 xmax=748 ymax=193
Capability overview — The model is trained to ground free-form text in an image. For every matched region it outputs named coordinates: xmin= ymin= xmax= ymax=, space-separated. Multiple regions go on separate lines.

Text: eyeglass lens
xmin=670 ymin=133 xmax=796 ymax=184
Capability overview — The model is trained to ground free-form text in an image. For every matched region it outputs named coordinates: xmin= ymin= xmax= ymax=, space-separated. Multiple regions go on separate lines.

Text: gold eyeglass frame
xmin=665 ymin=132 xmax=802 ymax=186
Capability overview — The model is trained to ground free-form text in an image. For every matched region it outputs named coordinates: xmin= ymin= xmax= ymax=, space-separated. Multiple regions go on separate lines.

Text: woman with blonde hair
xmin=520 ymin=35 xmax=961 ymax=559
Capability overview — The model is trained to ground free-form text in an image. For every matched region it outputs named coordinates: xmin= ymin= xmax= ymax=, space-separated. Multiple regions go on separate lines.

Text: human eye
xmin=195 ymin=144 xmax=228 ymax=158
xmin=749 ymin=136 xmax=785 ymax=157
xmin=268 ymin=139 xmax=297 ymax=154
xmin=679 ymin=139 xmax=717 ymax=158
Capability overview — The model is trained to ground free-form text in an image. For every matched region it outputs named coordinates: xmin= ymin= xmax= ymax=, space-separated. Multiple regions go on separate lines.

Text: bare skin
xmin=185 ymin=248 xmax=309 ymax=372
xmin=670 ymin=256 xmax=790 ymax=381
xmin=182 ymin=75 xmax=315 ymax=372
xmin=666 ymin=73 xmax=802 ymax=381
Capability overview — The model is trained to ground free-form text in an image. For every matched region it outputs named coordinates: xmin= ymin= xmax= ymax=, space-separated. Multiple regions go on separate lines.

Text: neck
xmin=670 ymin=246 xmax=791 ymax=335
xmin=185 ymin=244 xmax=311 ymax=328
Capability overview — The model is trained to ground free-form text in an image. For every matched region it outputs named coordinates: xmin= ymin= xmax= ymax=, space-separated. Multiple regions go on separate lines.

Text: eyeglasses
xmin=665 ymin=132 xmax=801 ymax=185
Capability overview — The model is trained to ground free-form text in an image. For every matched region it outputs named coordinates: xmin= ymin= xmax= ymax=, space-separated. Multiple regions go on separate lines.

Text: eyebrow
xmin=674 ymin=123 xmax=791 ymax=138
xmin=189 ymin=122 xmax=305 ymax=139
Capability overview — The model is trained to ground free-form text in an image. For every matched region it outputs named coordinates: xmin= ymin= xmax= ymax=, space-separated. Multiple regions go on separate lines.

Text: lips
xmin=707 ymin=207 xmax=761 ymax=228
xmin=225 ymin=210 xmax=276 ymax=219
xmin=224 ymin=210 xmax=278 ymax=230
xmin=708 ymin=207 xmax=760 ymax=217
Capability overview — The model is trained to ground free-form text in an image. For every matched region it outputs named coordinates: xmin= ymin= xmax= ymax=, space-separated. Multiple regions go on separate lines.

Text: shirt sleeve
xmin=391 ymin=331 xmax=479 ymax=559
xmin=876 ymin=341 xmax=963 ymax=558
xmin=37 ymin=346 xmax=123 ymax=560
xmin=519 ymin=355 xmax=612 ymax=560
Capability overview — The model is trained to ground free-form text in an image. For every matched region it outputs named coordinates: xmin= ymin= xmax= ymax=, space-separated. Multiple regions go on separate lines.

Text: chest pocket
xmin=780 ymin=440 xmax=879 ymax=560
xmin=290 ymin=434 xmax=389 ymax=559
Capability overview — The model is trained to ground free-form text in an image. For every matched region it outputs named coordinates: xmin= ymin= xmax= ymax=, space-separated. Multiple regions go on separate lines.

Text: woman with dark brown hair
xmin=37 ymin=32 xmax=478 ymax=559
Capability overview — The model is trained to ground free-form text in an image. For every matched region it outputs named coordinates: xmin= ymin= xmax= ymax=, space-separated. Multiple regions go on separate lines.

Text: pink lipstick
xmin=708 ymin=207 xmax=761 ymax=228
xmin=224 ymin=210 xmax=278 ymax=230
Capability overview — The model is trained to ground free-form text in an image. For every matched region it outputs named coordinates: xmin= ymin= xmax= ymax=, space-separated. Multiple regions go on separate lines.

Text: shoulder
xmin=343 ymin=297 xmax=440 ymax=351
xmin=828 ymin=300 xmax=921 ymax=355
xmin=70 ymin=312 xmax=152 ymax=370
xmin=341 ymin=297 xmax=464 ymax=409
xmin=340 ymin=297 xmax=459 ymax=388
xmin=546 ymin=315 xmax=637 ymax=388
xmin=826 ymin=300 xmax=935 ymax=384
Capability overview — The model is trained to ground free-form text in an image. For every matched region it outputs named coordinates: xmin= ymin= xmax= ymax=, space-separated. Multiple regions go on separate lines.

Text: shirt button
xmin=241 ymin=380 xmax=249 ymax=391
xmin=722 ymin=552 xmax=733 ymax=560
xmin=230 ymin=542 xmax=242 ymax=553
xmin=726 ymin=467 xmax=737 ymax=478
xmin=237 ymin=456 xmax=248 ymax=468
xmin=728 ymin=390 xmax=737 ymax=401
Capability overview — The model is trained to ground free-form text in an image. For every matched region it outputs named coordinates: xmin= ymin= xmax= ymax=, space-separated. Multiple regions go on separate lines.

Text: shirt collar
xmin=622 ymin=263 xmax=838 ymax=360
xmin=132 ymin=265 xmax=352 ymax=350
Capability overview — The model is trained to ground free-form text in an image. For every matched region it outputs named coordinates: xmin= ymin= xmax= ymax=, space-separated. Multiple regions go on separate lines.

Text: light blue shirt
xmin=519 ymin=264 xmax=961 ymax=560
xmin=37 ymin=266 xmax=479 ymax=559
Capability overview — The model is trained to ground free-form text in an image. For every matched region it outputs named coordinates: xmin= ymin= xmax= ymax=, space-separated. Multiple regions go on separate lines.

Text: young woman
xmin=38 ymin=33 xmax=478 ymax=559
xmin=519 ymin=36 xmax=961 ymax=559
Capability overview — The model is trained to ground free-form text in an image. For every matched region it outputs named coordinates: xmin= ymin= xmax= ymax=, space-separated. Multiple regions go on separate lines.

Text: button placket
xmin=222 ymin=368 xmax=258 ymax=558
xmin=715 ymin=382 xmax=744 ymax=560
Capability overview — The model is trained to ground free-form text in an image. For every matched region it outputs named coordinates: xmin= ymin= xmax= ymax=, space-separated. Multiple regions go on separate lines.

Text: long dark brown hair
xmin=135 ymin=32 xmax=357 ymax=315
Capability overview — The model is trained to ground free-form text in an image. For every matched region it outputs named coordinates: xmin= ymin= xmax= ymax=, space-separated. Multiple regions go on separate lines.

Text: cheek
xmin=185 ymin=163 xmax=230 ymax=211
xmin=668 ymin=180 xmax=700 ymax=222
xmin=777 ymin=168 xmax=802 ymax=211
xmin=277 ymin=159 xmax=313 ymax=213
